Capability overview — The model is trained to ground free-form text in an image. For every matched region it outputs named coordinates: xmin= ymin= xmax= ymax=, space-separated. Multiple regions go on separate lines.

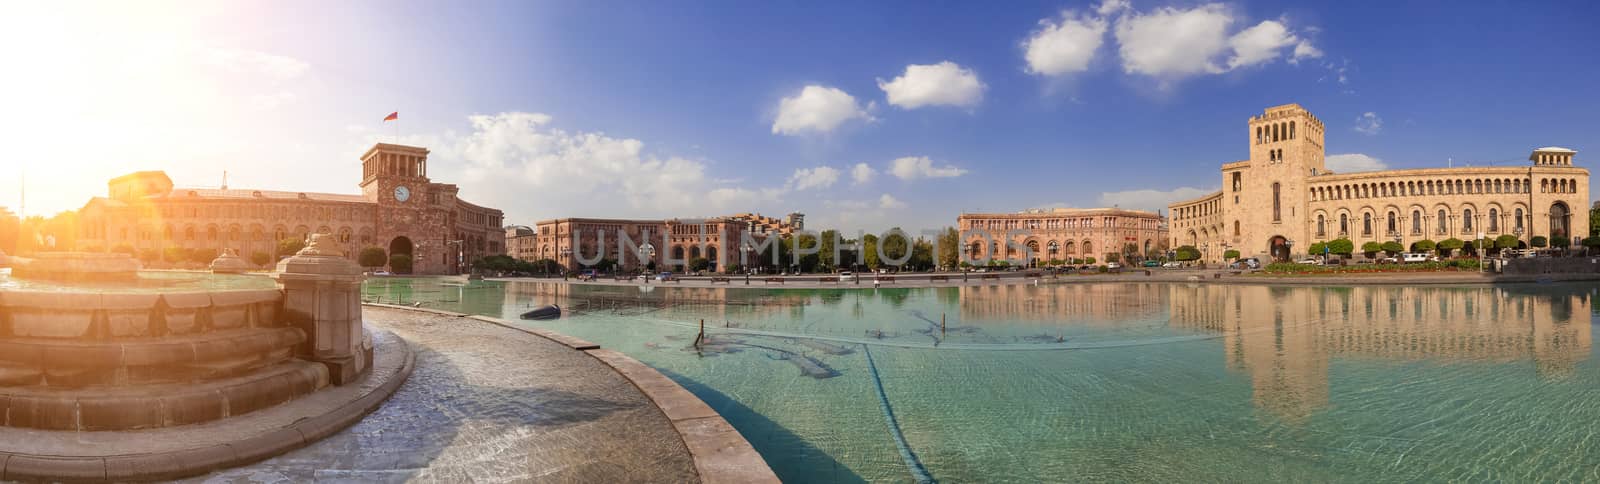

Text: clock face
xmin=393 ymin=186 xmax=411 ymax=202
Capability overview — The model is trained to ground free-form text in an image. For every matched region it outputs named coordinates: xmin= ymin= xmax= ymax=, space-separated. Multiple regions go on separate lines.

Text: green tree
xmin=163 ymin=247 xmax=190 ymax=263
xmin=1307 ymin=241 xmax=1327 ymax=256
xmin=818 ymin=229 xmax=839 ymax=270
xmin=358 ymin=247 xmax=388 ymax=269
xmin=277 ymin=238 xmax=306 ymax=257
xmin=937 ymin=227 xmax=960 ymax=270
xmin=389 ymin=254 xmax=413 ymax=274
xmin=1084 ymin=256 xmax=1097 ymax=265
xmin=1327 ymin=238 xmax=1355 ymax=256
xmin=250 ymin=251 xmax=271 ymax=267
xmin=1550 ymin=235 xmax=1571 ymax=250
xmin=1174 ymin=245 xmax=1201 ymax=261
xmin=862 ymin=234 xmax=880 ymax=269
xmin=1583 ymin=236 xmax=1600 ymax=252
xmin=137 ymin=248 xmax=160 ymax=264
xmin=1107 ymin=253 xmax=1121 ymax=263
xmin=910 ymin=238 xmax=935 ymax=270
xmin=1223 ymin=249 xmax=1240 ymax=260
xmin=1531 ymin=236 xmax=1548 ymax=248
xmin=1413 ymin=239 xmax=1437 ymax=253
xmin=1380 ymin=241 xmax=1403 ymax=256
xmin=1437 ymin=238 xmax=1464 ymax=257
xmin=688 ymin=257 xmax=710 ymax=272
xmin=881 ymin=229 xmax=910 ymax=268
xmin=1361 ymin=241 xmax=1382 ymax=258
xmin=1495 ymin=235 xmax=1519 ymax=252
xmin=1591 ymin=204 xmax=1600 ymax=237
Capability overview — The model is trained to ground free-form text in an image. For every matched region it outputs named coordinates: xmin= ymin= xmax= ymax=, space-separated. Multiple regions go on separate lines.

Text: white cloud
xmin=439 ymin=112 xmax=783 ymax=220
xmin=248 ymin=91 xmax=296 ymax=110
xmin=1023 ymin=10 xmax=1108 ymax=76
xmin=888 ymin=156 xmax=968 ymax=180
xmin=1226 ymin=20 xmax=1298 ymax=70
xmin=771 ymin=85 xmax=872 ymax=135
xmin=787 ymin=166 xmax=840 ymax=191
xmin=1106 ymin=4 xmax=1321 ymax=82
xmin=1097 ymin=186 xmax=1217 ymax=213
xmin=878 ymin=61 xmax=985 ymax=109
xmin=202 ymin=47 xmax=310 ymax=80
xmin=1114 ymin=4 xmax=1233 ymax=78
xmin=878 ymin=194 xmax=906 ymax=209
xmin=1290 ymin=40 xmax=1323 ymax=64
xmin=1353 ymin=112 xmax=1382 ymax=135
xmin=1325 ymin=153 xmax=1387 ymax=173
xmin=851 ymin=163 xmax=876 ymax=185
xmin=1097 ymin=0 xmax=1130 ymax=16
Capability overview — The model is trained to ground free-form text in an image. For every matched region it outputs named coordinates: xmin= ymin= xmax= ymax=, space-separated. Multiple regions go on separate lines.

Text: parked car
xmin=1378 ymin=256 xmax=1399 ymax=264
xmin=839 ymin=270 xmax=856 ymax=282
xmin=1107 ymin=262 xmax=1122 ymax=269
xmin=636 ymin=273 xmax=650 ymax=282
xmin=655 ymin=271 xmax=673 ymax=281
xmin=1296 ymin=258 xmax=1320 ymax=265
xmin=1162 ymin=261 xmax=1182 ymax=268
xmin=1142 ymin=260 xmax=1160 ymax=267
xmin=1401 ymin=252 xmax=1429 ymax=263
xmin=1230 ymin=258 xmax=1262 ymax=270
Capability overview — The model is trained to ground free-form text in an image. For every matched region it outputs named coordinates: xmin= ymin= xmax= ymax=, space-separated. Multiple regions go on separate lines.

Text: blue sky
xmin=5 ymin=1 xmax=1597 ymax=233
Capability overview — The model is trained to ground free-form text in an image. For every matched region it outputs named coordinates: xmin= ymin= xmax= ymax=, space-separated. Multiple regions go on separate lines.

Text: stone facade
xmin=521 ymin=216 xmax=795 ymax=273
xmin=1169 ymin=104 xmax=1588 ymax=263
xmin=957 ymin=208 xmax=1169 ymax=265
xmin=75 ymin=143 xmax=505 ymax=274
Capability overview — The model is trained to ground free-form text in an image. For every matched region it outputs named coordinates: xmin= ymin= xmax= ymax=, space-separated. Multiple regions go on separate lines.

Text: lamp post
xmin=1477 ymin=232 xmax=1486 ymax=273
xmin=559 ymin=247 xmax=572 ymax=280
xmin=740 ymin=242 xmax=751 ymax=285
xmin=639 ymin=242 xmax=655 ymax=282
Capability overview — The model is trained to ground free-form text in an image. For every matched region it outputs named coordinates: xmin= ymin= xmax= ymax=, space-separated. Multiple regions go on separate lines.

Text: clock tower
xmin=359 ymin=143 xmax=454 ymax=274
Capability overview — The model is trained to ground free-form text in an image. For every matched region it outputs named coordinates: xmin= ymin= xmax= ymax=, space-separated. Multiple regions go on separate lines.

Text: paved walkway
xmin=193 ymin=307 xmax=698 ymax=483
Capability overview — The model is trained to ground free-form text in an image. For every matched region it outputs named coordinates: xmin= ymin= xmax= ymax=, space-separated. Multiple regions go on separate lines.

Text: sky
xmin=2 ymin=0 xmax=1597 ymax=234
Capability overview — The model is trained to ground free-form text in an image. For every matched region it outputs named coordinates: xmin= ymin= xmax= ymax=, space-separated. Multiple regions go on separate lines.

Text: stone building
xmin=1169 ymin=104 xmax=1588 ymax=263
xmin=957 ymin=208 xmax=1169 ymax=266
xmin=522 ymin=216 xmax=784 ymax=273
xmin=76 ymin=143 xmax=505 ymax=274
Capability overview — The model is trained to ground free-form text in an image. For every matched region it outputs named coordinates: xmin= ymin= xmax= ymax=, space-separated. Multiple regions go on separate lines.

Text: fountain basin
xmin=9 ymin=252 xmax=141 ymax=282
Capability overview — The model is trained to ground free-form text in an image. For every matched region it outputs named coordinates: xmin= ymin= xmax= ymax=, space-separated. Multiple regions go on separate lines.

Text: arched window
xmin=1551 ymin=202 xmax=1571 ymax=237
xmin=1256 ymin=126 xmax=1263 ymax=144
xmin=1363 ymin=213 xmax=1372 ymax=235
xmin=1234 ymin=220 xmax=1240 ymax=236
xmin=1437 ymin=210 xmax=1448 ymax=233
xmin=1462 ymin=209 xmax=1474 ymax=231
xmin=1411 ymin=210 xmax=1421 ymax=234
xmin=1515 ymin=208 xmax=1524 ymax=231
xmin=1316 ymin=215 xmax=1325 ymax=236
xmin=1339 ymin=214 xmax=1349 ymax=234
xmin=1387 ymin=212 xmax=1397 ymax=234
xmin=1272 ymin=182 xmax=1281 ymax=222
xmin=1289 ymin=121 xmax=1296 ymax=140
xmin=1488 ymin=209 xmax=1499 ymax=232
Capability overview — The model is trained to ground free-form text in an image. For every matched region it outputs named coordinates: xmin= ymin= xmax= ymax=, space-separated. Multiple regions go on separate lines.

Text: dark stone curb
xmin=372 ymin=305 xmax=778 ymax=484
xmin=0 ymin=330 xmax=416 ymax=482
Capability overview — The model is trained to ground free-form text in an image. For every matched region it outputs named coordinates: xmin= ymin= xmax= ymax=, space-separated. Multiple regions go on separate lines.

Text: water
xmin=0 ymin=268 xmax=277 ymax=293
xmin=364 ymin=278 xmax=1600 ymax=482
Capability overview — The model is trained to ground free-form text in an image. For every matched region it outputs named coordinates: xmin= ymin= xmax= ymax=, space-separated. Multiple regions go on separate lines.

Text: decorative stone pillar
xmin=273 ymin=234 xmax=372 ymax=385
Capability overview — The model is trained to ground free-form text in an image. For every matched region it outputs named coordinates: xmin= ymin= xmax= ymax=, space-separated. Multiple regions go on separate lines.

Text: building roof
xmin=155 ymin=188 xmax=371 ymax=203
xmin=960 ymin=207 xmax=1164 ymax=219
xmin=1535 ymin=146 xmax=1577 ymax=153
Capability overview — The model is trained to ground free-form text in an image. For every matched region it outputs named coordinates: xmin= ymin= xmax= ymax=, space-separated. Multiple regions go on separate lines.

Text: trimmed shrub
xmin=1531 ymin=236 xmax=1548 ymax=248
xmin=358 ymin=247 xmax=388 ymax=268
xmin=1174 ymin=246 xmax=1200 ymax=261
xmin=250 ymin=251 xmax=271 ymax=267
xmin=1380 ymin=241 xmax=1403 ymax=256
xmin=1327 ymin=238 xmax=1354 ymax=256
xmin=389 ymin=254 xmax=413 ymax=274
xmin=1223 ymin=249 xmax=1240 ymax=260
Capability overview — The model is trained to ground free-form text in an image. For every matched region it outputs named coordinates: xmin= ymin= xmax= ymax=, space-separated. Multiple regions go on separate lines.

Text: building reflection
xmin=1169 ymin=284 xmax=1592 ymax=421
xmin=957 ymin=283 xmax=1169 ymax=324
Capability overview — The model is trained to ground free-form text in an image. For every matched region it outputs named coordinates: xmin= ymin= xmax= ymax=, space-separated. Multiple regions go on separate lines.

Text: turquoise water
xmin=364 ymin=278 xmax=1600 ymax=482
xmin=0 ymin=268 xmax=278 ymax=293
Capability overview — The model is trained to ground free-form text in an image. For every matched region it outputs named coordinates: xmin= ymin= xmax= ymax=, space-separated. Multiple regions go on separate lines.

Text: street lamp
xmin=741 ymin=242 xmax=752 ymax=285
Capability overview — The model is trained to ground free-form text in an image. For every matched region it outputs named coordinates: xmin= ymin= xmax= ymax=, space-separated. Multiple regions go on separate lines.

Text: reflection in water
xmin=1168 ymin=285 xmax=1592 ymax=421
xmin=364 ymin=278 xmax=1600 ymax=482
